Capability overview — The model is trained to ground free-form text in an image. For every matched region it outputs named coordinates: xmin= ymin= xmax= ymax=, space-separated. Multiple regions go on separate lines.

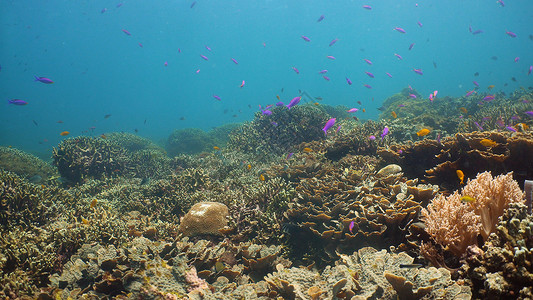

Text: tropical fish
xmin=459 ymin=107 xmax=468 ymax=114
xmin=369 ymin=135 xmax=376 ymax=141
xmin=303 ymin=147 xmax=313 ymax=153
xmin=487 ymin=85 xmax=495 ymax=90
xmin=393 ymin=27 xmax=406 ymax=33
xmin=259 ymin=174 xmax=265 ymax=181
xmin=480 ymin=138 xmax=497 ymax=147
xmin=301 ymin=35 xmax=310 ymax=42
xmin=497 ymin=0 xmax=505 ymax=7
xmin=456 ymin=170 xmax=464 ymax=184
xmin=100 ymin=134 xmax=107 ymax=139
xmin=329 ymin=38 xmax=338 ymax=46
xmin=318 ymin=70 xmax=328 ymax=74
xmin=200 ymin=55 xmax=209 ymax=61
xmin=525 ymin=111 xmax=533 ymax=117
xmin=317 ymin=15 xmax=325 ymax=22
xmin=213 ymin=146 xmax=220 ymax=150
xmin=323 ymin=75 xmax=330 ymax=81
xmin=465 ymin=90 xmax=476 ymax=97
xmin=365 ymin=71 xmax=374 ymax=78
xmin=364 ymin=59 xmax=372 ymax=65
xmin=413 ymin=68 xmax=423 ymax=75
xmin=138 ymin=43 xmax=143 ymax=47
xmin=386 ymin=72 xmax=393 ymax=78
xmin=286 ymin=96 xmax=301 ymax=109
xmin=231 ymin=58 xmax=238 ymax=64
xmin=122 ymin=29 xmax=131 ymax=35
xmin=164 ymin=61 xmax=168 ymax=67
xmin=287 ymin=152 xmax=294 ymax=160
xmin=292 ymin=67 xmax=299 ymax=74
xmin=346 ymin=77 xmax=352 ymax=85
xmin=506 ymin=126 xmax=517 ymax=132
xmin=363 ymin=84 xmax=372 ymax=89
xmin=362 ymin=5 xmax=372 ymax=10
xmin=528 ymin=66 xmax=532 ymax=75
xmin=394 ymin=53 xmax=403 ymax=60
xmin=472 ymin=30 xmax=483 ymax=35
xmin=417 ymin=21 xmax=423 ymax=27
xmin=240 ymin=80 xmax=245 ymax=88
xmin=275 ymin=101 xmax=284 ymax=106
xmin=417 ymin=128 xmax=430 ymax=136
xmin=408 ymin=43 xmax=415 ymax=50
xmin=460 ymin=196 xmax=476 ymax=203
xmin=514 ymin=57 xmax=520 ymax=62
xmin=505 ymin=30 xmax=517 ymax=38
xmin=34 ymin=76 xmax=53 ymax=84
xmin=205 ymin=45 xmax=211 ymax=51
xmin=60 ymin=131 xmax=70 ymax=136
xmin=322 ymin=118 xmax=336 ymax=136
xmin=409 ymin=94 xmax=417 ymax=99
xmin=483 ymin=95 xmax=495 ymax=101
xmin=327 ymin=56 xmax=335 ymax=60
xmin=349 ymin=221 xmax=355 ymax=234
xmin=381 ymin=126 xmax=389 ymax=140
xmin=213 ymin=95 xmax=221 ymax=101
xmin=90 ymin=198 xmax=98 ymax=208
xmin=347 ymin=108 xmax=359 ymax=113
xmin=8 ymin=99 xmax=27 ymax=105
xmin=391 ymin=111 xmax=397 ymax=118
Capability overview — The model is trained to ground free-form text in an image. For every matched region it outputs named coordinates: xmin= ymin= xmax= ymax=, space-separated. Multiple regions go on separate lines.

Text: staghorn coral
xmin=52 ymin=136 xmax=131 ymax=184
xmin=461 ymin=203 xmax=533 ymax=299
xmin=422 ymin=172 xmax=524 ymax=257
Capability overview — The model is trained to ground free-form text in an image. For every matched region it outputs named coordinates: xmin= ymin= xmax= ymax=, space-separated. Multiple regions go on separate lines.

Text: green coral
xmin=0 ymin=146 xmax=58 ymax=183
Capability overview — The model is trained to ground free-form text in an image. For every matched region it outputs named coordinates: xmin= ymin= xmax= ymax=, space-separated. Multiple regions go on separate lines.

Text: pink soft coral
xmin=422 ymin=172 xmax=524 ymax=257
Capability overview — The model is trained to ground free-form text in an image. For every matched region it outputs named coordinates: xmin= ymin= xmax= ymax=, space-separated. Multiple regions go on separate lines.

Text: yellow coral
xmin=422 ymin=172 xmax=524 ymax=256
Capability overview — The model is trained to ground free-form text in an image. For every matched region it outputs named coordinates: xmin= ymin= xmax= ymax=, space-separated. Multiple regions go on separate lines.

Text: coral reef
xmin=52 ymin=136 xmax=131 ymax=184
xmin=0 ymin=146 xmax=58 ymax=183
xmin=178 ymin=202 xmax=229 ymax=237
xmin=422 ymin=172 xmax=524 ymax=258
xmin=166 ymin=128 xmax=216 ymax=156
xmin=461 ymin=203 xmax=533 ymax=299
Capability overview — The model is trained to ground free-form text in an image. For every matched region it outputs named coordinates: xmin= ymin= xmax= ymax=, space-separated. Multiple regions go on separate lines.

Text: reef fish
xmin=346 ymin=77 xmax=352 ymax=85
xmin=60 ymin=131 xmax=70 ymax=136
xmin=480 ymin=138 xmax=497 ymax=147
xmin=121 ymin=29 xmax=131 ymax=35
xmin=413 ymin=68 xmax=423 ymax=75
xmin=460 ymin=196 xmax=476 ymax=203
xmin=286 ymin=96 xmax=301 ymax=109
xmin=317 ymin=15 xmax=325 ymax=22
xmin=505 ymin=30 xmax=517 ymax=38
xmin=347 ymin=108 xmax=359 ymax=113
xmin=393 ymin=27 xmax=406 ymax=33
xmin=213 ymin=95 xmax=221 ymax=101
xmin=394 ymin=53 xmax=403 ymax=60
xmin=349 ymin=221 xmax=355 ymax=234
xmin=365 ymin=71 xmax=374 ymax=78
xmin=525 ymin=111 xmax=533 ymax=117
xmin=301 ymin=35 xmax=311 ymax=42
xmin=34 ymin=76 xmax=53 ymax=84
xmin=231 ymin=58 xmax=238 ymax=64
xmin=322 ymin=118 xmax=336 ymax=136
xmin=391 ymin=111 xmax=397 ymax=118
xmin=8 ymin=99 xmax=27 ymax=105
xmin=483 ymin=95 xmax=495 ymax=101
xmin=329 ymin=38 xmax=338 ymax=46
xmin=364 ymin=59 xmax=372 ymax=65
xmin=200 ymin=55 xmax=209 ymax=61
xmin=362 ymin=5 xmax=372 ymax=10
xmin=456 ymin=170 xmax=464 ymax=184
xmin=417 ymin=128 xmax=430 ymax=136
xmin=292 ymin=67 xmax=299 ymax=74
xmin=381 ymin=126 xmax=389 ymax=140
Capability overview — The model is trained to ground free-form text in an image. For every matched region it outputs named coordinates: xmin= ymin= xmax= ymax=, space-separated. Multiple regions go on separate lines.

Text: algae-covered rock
xmin=0 ymin=146 xmax=58 ymax=183
xmin=178 ymin=202 xmax=229 ymax=237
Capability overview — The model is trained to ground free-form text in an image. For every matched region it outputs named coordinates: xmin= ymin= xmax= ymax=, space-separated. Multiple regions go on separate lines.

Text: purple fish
xmin=394 ymin=27 xmax=406 ymax=33
xmin=506 ymin=126 xmax=517 ymax=132
xmin=317 ymin=15 xmax=324 ymax=22
xmin=318 ymin=70 xmax=328 ymax=74
xmin=301 ymin=35 xmax=311 ymax=42
xmin=322 ymin=118 xmax=336 ymax=136
xmin=349 ymin=220 xmax=355 ymax=234
xmin=286 ymin=96 xmax=301 ymax=109
xmin=213 ymin=95 xmax=221 ymax=101
xmin=116 ymin=3 xmax=123 ymax=8
xmin=514 ymin=57 xmax=520 ymax=62
xmin=231 ymin=58 xmax=238 ymax=64
xmin=8 ymin=99 xmax=27 ymax=105
xmin=34 ymin=76 xmax=53 ymax=84
xmin=505 ymin=30 xmax=517 ymax=38
xmin=394 ymin=53 xmax=403 ymax=60
xmin=369 ymin=135 xmax=376 ymax=141
xmin=524 ymin=111 xmax=533 ymax=117
xmin=205 ymin=45 xmax=212 ymax=51
xmin=364 ymin=59 xmax=372 ymax=65
xmin=363 ymin=84 xmax=372 ymax=89
xmin=271 ymin=121 xmax=278 ymax=126
xmin=472 ymin=30 xmax=483 ymax=35
xmin=466 ymin=90 xmax=475 ymax=97
xmin=398 ymin=104 xmax=405 ymax=107
xmin=381 ymin=126 xmax=389 ymax=140
xmin=101 ymin=8 xmax=107 ymax=13
xmin=327 ymin=56 xmax=335 ymax=60
xmin=276 ymin=101 xmax=284 ymax=107
xmin=292 ymin=67 xmax=299 ymax=74
xmin=409 ymin=94 xmax=417 ymax=99
xmin=473 ymin=81 xmax=479 ymax=87
xmin=336 ymin=125 xmax=341 ymax=134
xmin=121 ymin=29 xmax=131 ymax=36
xmin=483 ymin=95 xmax=495 ymax=101
xmin=417 ymin=21 xmax=423 ymax=27
xmin=408 ymin=43 xmax=415 ymax=50
xmin=347 ymin=108 xmax=359 ymax=113
xmin=528 ymin=66 xmax=532 ymax=75
xmin=365 ymin=71 xmax=374 ymax=78
xmin=200 ymin=55 xmax=209 ymax=61
xmin=346 ymin=77 xmax=352 ymax=85
xmin=497 ymin=0 xmax=505 ymax=6
xmin=323 ymin=75 xmax=330 ymax=81
xmin=413 ymin=68 xmax=423 ymax=75
xmin=362 ymin=5 xmax=372 ymax=10
xmin=329 ymin=38 xmax=338 ymax=46
xmin=138 ymin=43 xmax=143 ymax=47
xmin=386 ymin=72 xmax=393 ymax=78
xmin=190 ymin=1 xmax=196 ymax=8
xmin=474 ymin=122 xmax=483 ymax=131
xmin=436 ymin=133 xmax=441 ymax=144
xmin=262 ymin=110 xmax=272 ymax=116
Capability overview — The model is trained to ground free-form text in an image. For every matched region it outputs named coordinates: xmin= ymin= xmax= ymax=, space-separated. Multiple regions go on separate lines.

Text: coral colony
xmin=2 ymin=88 xmax=533 ymax=298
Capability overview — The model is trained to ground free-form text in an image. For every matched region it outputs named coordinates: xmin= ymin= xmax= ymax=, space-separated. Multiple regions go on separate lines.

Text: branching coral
xmin=422 ymin=172 xmax=524 ymax=257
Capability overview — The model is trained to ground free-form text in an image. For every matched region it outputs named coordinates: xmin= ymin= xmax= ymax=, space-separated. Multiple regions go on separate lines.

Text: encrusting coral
xmin=422 ymin=171 xmax=524 ymax=257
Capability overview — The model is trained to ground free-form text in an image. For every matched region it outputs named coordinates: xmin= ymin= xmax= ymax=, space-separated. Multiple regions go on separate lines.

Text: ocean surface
xmin=1 ymin=0 xmax=532 ymax=157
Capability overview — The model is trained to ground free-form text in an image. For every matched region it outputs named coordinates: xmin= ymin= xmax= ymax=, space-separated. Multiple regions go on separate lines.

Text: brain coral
xmin=178 ymin=202 xmax=229 ymax=237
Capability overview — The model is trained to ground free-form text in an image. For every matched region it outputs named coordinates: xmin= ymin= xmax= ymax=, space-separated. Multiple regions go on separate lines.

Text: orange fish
xmin=479 ymin=138 xmax=496 ymax=147
xmin=213 ymin=146 xmax=220 ymax=150
xmin=391 ymin=111 xmax=397 ymax=118
xmin=60 ymin=131 xmax=70 ymax=136
xmin=456 ymin=170 xmax=464 ymax=185
xmin=90 ymin=198 xmax=97 ymax=208
xmin=247 ymin=164 xmax=252 ymax=170
xmin=416 ymin=128 xmax=430 ymax=136
xmin=487 ymin=85 xmax=495 ymax=90
xmin=362 ymin=108 xmax=366 ymax=113
xmin=100 ymin=134 xmax=107 ymax=139
xmin=276 ymin=95 xmax=280 ymax=100
xmin=303 ymin=147 xmax=313 ymax=153
xmin=259 ymin=174 xmax=265 ymax=181
xmin=459 ymin=107 xmax=468 ymax=114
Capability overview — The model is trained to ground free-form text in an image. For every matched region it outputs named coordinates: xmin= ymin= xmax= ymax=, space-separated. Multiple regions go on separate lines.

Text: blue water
xmin=1 ymin=0 xmax=532 ymax=158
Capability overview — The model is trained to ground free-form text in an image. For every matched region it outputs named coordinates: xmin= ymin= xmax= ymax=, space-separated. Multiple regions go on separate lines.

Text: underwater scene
xmin=1 ymin=0 xmax=533 ymax=299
